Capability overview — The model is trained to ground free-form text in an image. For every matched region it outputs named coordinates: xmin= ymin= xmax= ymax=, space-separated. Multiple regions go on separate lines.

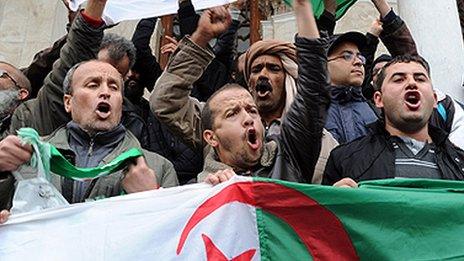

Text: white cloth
xmin=0 ymin=176 xmax=261 ymax=260
xmin=70 ymin=0 xmax=236 ymax=24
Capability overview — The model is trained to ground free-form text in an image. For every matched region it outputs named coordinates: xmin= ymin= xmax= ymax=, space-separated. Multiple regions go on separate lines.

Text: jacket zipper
xmin=88 ymin=139 xmax=95 ymax=157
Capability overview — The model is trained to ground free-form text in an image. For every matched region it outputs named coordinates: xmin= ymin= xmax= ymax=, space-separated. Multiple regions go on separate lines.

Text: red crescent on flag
xmin=176 ymin=181 xmax=358 ymax=260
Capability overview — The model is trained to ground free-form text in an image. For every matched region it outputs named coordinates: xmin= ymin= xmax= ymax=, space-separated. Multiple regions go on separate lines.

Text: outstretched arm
xmin=9 ymin=0 xmax=108 ymax=136
xmin=131 ymin=17 xmax=162 ymax=92
xmin=371 ymin=0 xmax=418 ymax=56
xmin=278 ymin=0 xmax=330 ymax=183
xmin=150 ymin=7 xmax=231 ymax=149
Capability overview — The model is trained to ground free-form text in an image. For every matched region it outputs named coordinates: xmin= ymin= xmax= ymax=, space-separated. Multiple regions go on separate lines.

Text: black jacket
xmin=322 ymin=121 xmax=464 ymax=185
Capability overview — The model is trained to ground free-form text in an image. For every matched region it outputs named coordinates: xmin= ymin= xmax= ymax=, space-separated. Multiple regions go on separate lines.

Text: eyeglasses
xmin=0 ymin=69 xmax=22 ymax=90
xmin=328 ymin=51 xmax=366 ymax=65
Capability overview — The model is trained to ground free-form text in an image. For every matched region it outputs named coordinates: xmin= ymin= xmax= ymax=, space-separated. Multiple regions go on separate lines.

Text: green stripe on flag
xmin=284 ymin=0 xmax=358 ymax=19
xmin=257 ymin=208 xmax=312 ymax=260
xmin=18 ymin=128 xmax=143 ymax=181
xmin=254 ymin=177 xmax=464 ymax=259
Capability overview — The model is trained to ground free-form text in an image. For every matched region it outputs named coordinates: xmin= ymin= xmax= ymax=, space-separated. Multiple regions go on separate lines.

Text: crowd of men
xmin=0 ymin=0 xmax=464 ymax=224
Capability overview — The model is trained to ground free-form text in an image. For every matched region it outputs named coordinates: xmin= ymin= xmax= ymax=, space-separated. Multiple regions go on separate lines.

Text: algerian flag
xmin=2 ymin=176 xmax=464 ymax=259
xmin=284 ymin=0 xmax=358 ymax=19
xmin=69 ymin=0 xmax=236 ymax=24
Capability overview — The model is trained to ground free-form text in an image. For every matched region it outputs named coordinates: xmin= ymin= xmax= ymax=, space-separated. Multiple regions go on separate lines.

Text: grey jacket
xmin=0 ymin=126 xmax=178 ymax=209
xmin=151 ymin=36 xmax=330 ymax=183
xmin=6 ymin=13 xmax=104 ymax=137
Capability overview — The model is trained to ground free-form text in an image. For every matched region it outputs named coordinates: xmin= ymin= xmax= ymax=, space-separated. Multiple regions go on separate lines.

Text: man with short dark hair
xmin=323 ymin=55 xmax=464 ymax=187
xmin=98 ymin=33 xmax=136 ymax=78
xmin=152 ymin=1 xmax=330 ymax=184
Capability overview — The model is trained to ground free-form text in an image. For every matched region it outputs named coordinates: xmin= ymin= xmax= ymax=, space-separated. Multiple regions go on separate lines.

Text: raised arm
xmin=150 ymin=7 xmax=231 ymax=149
xmin=371 ymin=0 xmax=418 ymax=56
xmin=9 ymin=0 xmax=107 ymax=136
xmin=278 ymin=0 xmax=330 ymax=183
xmin=131 ymin=18 xmax=162 ymax=92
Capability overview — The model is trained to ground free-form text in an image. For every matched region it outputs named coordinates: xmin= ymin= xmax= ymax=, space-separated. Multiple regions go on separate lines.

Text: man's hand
xmin=323 ymin=0 xmax=337 ymax=15
xmin=369 ymin=19 xmax=383 ymax=37
xmin=61 ymin=0 xmax=78 ymax=23
xmin=371 ymin=0 xmax=391 ymax=18
xmin=0 ymin=210 xmax=10 ymax=224
xmin=0 ymin=136 xmax=32 ymax=172
xmin=191 ymin=6 xmax=232 ymax=48
xmin=333 ymin=178 xmax=358 ymax=188
xmin=83 ymin=0 xmax=107 ymax=20
xmin=160 ymin=36 xmax=179 ymax=55
xmin=122 ymin=157 xmax=159 ymax=193
xmin=294 ymin=0 xmax=319 ymax=38
xmin=204 ymin=169 xmax=236 ymax=185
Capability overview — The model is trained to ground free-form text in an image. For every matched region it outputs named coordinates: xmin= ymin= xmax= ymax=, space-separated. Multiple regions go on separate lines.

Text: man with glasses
xmin=0 ymin=62 xmax=31 ymax=136
xmin=325 ymin=32 xmax=379 ymax=143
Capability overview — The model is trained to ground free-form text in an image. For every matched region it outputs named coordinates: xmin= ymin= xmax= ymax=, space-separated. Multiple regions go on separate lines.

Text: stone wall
xmin=0 ymin=0 xmax=142 ymax=68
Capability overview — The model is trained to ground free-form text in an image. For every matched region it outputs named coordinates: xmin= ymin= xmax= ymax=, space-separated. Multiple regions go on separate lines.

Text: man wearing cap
xmin=325 ymin=31 xmax=379 ymax=144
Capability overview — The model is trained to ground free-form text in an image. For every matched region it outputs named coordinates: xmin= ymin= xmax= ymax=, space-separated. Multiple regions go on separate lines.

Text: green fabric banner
xmin=17 ymin=128 xmax=143 ymax=181
xmin=284 ymin=0 xmax=358 ymax=19
xmin=254 ymin=177 xmax=464 ymax=260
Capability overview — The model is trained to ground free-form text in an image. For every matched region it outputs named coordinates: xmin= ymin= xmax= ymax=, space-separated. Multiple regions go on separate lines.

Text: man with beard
xmin=151 ymin=1 xmax=330 ymax=184
xmin=323 ymin=55 xmax=464 ymax=187
xmin=242 ymin=40 xmax=338 ymax=184
xmin=0 ymin=60 xmax=178 ymax=223
xmin=0 ymin=62 xmax=31 ymax=136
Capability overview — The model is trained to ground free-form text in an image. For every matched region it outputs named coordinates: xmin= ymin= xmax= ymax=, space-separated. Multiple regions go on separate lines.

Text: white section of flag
xmin=0 ymin=176 xmax=260 ymax=260
xmin=69 ymin=0 xmax=236 ymax=24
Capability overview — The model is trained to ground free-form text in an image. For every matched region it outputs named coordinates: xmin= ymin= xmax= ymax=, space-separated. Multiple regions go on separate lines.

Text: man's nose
xmin=405 ymin=76 xmax=419 ymax=89
xmin=353 ymin=56 xmax=363 ymax=66
xmin=99 ymin=85 xmax=111 ymax=99
xmin=242 ymin=111 xmax=254 ymax=127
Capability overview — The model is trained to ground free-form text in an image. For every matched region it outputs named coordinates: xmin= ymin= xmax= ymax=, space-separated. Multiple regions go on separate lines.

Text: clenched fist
xmin=122 ymin=157 xmax=159 ymax=193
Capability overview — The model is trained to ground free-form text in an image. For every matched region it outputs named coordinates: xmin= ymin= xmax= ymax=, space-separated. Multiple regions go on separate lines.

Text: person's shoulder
xmin=142 ymin=148 xmax=174 ymax=170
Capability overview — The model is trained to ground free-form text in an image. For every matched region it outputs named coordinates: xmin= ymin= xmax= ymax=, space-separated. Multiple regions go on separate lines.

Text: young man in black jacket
xmin=323 ymin=55 xmax=464 ymax=187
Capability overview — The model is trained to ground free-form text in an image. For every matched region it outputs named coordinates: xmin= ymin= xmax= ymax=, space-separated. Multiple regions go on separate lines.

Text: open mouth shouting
xmin=95 ymin=101 xmax=112 ymax=119
xmin=255 ymin=80 xmax=273 ymax=98
xmin=246 ymin=128 xmax=260 ymax=150
xmin=404 ymin=91 xmax=421 ymax=111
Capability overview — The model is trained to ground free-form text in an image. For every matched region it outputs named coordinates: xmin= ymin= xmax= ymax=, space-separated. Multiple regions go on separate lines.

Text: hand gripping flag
xmin=16 ymin=128 xmax=143 ymax=181
xmin=2 ymin=176 xmax=464 ymax=260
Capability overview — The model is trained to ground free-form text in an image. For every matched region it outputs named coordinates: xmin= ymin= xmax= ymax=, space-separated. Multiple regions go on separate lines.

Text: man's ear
xmin=203 ymin=130 xmax=219 ymax=148
xmin=373 ymin=90 xmax=384 ymax=109
xmin=432 ymin=91 xmax=438 ymax=108
xmin=63 ymin=94 xmax=72 ymax=113
xmin=18 ymin=89 xmax=29 ymax=100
